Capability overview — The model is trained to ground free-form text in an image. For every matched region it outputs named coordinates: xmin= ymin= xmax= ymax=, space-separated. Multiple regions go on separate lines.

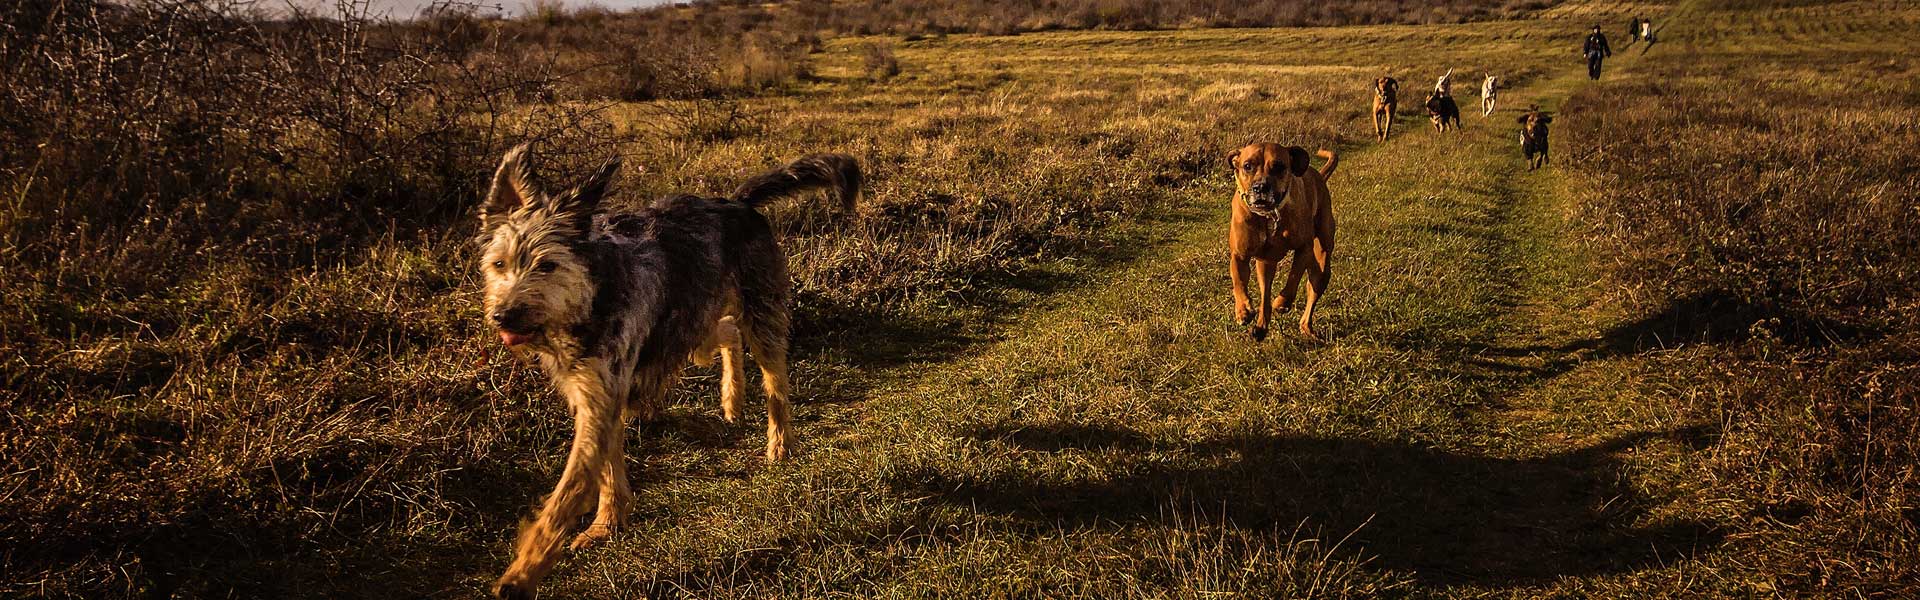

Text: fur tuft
xmin=730 ymin=153 xmax=862 ymax=213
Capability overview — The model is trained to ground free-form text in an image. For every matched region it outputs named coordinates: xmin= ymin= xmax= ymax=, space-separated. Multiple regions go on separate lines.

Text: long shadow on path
xmin=895 ymin=423 xmax=1724 ymax=588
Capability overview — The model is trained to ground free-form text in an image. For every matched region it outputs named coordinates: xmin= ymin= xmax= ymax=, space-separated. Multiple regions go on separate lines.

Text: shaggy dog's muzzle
xmin=490 ymin=306 xmax=539 ymax=346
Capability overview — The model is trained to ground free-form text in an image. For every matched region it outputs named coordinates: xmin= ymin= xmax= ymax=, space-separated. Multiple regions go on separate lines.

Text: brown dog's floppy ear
xmin=1287 ymin=146 xmax=1311 ymax=177
xmin=1225 ymin=149 xmax=1241 ymax=172
xmin=482 ymin=144 xmax=540 ymax=230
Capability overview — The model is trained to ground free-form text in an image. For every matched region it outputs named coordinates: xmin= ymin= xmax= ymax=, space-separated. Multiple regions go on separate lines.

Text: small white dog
xmin=1481 ymin=74 xmax=1499 ymax=117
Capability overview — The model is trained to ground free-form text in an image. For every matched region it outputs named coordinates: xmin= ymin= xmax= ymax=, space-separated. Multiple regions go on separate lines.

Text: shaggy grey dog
xmin=475 ymin=145 xmax=859 ymax=599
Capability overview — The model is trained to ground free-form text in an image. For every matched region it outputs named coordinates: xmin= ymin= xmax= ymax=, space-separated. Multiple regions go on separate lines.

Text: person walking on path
xmin=1628 ymin=17 xmax=1642 ymax=42
xmin=1583 ymin=25 xmax=1613 ymax=80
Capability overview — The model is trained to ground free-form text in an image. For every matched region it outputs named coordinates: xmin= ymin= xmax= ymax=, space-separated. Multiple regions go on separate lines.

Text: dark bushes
xmin=0 ymin=1 xmax=617 ymax=595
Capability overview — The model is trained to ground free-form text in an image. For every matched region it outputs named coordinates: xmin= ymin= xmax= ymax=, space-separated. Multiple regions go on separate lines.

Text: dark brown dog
xmin=1227 ymin=143 xmax=1338 ymax=341
xmin=1372 ymin=77 xmax=1399 ymax=141
xmin=1519 ymin=110 xmax=1552 ymax=170
xmin=1425 ymin=90 xmax=1461 ymax=132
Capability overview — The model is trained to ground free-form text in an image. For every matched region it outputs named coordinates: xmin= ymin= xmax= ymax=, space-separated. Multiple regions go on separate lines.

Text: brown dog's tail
xmin=731 ymin=153 xmax=862 ymax=213
xmin=1315 ymin=149 xmax=1339 ymax=180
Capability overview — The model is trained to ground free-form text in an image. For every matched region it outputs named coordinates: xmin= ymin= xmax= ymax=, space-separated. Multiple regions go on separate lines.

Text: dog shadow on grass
xmin=892 ymin=423 xmax=1722 ymax=588
xmin=1575 ymin=291 xmax=1869 ymax=356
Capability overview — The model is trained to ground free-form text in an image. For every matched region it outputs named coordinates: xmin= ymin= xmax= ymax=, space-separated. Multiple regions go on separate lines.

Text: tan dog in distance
xmin=1371 ymin=77 xmax=1399 ymax=141
xmin=1227 ymin=143 xmax=1338 ymax=341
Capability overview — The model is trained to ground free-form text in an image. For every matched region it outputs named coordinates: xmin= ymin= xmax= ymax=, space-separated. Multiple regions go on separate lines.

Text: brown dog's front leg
xmin=1299 ymin=238 xmax=1333 ymax=342
xmin=1274 ymin=252 xmax=1308 ymax=315
xmin=1251 ymin=258 xmax=1277 ymax=341
xmin=1230 ymin=254 xmax=1252 ymax=326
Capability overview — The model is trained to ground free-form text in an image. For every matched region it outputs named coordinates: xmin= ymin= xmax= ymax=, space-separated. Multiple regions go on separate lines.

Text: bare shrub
xmin=718 ymin=32 xmax=810 ymax=92
xmin=0 ymin=0 xmax=623 ymax=595
xmin=647 ymin=97 xmax=767 ymax=143
xmin=862 ymin=42 xmax=902 ymax=81
xmin=527 ymin=0 xmax=569 ymax=25
xmin=564 ymin=35 xmax=717 ymax=101
xmin=482 ymin=4 xmax=818 ymax=102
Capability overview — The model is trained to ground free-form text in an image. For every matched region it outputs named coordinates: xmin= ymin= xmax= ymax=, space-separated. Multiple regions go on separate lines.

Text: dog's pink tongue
xmin=500 ymin=331 xmax=533 ymax=346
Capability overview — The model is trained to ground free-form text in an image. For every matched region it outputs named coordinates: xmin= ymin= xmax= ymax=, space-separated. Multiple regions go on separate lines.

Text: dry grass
xmin=1556 ymin=1 xmax=1920 ymax=594
xmin=3 ymin=0 xmax=1916 ymax=597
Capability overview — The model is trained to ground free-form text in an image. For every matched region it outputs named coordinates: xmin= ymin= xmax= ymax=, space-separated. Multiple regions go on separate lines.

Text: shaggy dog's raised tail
xmin=731 ymin=153 xmax=862 ymax=213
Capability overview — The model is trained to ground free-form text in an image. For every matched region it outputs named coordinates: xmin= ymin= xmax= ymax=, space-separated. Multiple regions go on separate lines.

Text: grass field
xmin=5 ymin=0 xmax=1918 ymax=597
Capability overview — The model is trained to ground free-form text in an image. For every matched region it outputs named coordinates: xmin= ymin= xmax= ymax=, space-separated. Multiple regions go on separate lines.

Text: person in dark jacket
xmin=1628 ymin=18 xmax=1641 ymax=42
xmin=1583 ymin=25 xmax=1613 ymax=80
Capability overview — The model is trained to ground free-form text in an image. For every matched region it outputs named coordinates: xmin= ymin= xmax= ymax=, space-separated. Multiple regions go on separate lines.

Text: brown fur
xmin=1520 ymin=110 xmax=1552 ymax=170
xmin=1426 ymin=90 xmax=1462 ymax=132
xmin=1225 ymin=142 xmax=1338 ymax=342
xmin=476 ymin=145 xmax=859 ymax=599
xmin=1372 ymin=77 xmax=1399 ymax=141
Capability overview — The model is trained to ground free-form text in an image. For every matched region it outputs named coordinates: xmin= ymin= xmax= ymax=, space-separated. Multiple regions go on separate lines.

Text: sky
xmin=285 ymin=0 xmax=673 ymax=19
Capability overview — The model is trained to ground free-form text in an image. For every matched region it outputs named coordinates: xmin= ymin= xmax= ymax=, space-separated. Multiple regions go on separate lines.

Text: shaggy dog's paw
xmin=634 ymin=400 xmax=662 ymax=424
xmin=1249 ymin=326 xmax=1268 ymax=342
xmin=570 ymin=524 xmax=616 ymax=551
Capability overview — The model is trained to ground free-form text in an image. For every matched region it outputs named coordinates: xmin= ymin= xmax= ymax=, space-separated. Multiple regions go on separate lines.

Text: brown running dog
xmin=1371 ymin=77 xmax=1399 ymax=141
xmin=1425 ymin=90 xmax=1462 ymax=133
xmin=1519 ymin=110 xmax=1552 ymax=170
xmin=1226 ymin=142 xmax=1339 ymax=342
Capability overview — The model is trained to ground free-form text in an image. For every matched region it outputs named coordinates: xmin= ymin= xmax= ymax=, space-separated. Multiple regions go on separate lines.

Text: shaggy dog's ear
xmin=551 ymin=156 xmax=619 ymax=238
xmin=1517 ymin=113 xmax=1531 ymax=124
xmin=556 ymin=156 xmax=620 ymax=216
xmin=1287 ymin=146 xmax=1311 ymax=177
xmin=1540 ymin=114 xmax=1553 ymax=124
xmin=482 ymin=144 xmax=540 ymax=231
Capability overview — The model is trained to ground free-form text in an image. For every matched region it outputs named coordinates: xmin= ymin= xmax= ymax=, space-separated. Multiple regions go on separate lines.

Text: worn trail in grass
xmin=525 ymin=28 xmax=1736 ymax=594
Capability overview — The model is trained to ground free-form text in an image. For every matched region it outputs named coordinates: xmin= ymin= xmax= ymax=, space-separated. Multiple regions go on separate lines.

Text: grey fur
xmin=476 ymin=147 xmax=860 ymax=599
xmin=731 ymin=153 xmax=862 ymax=213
